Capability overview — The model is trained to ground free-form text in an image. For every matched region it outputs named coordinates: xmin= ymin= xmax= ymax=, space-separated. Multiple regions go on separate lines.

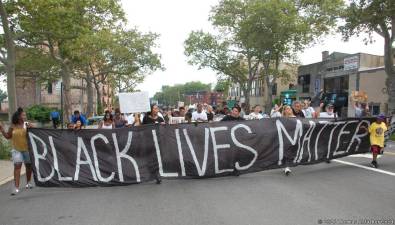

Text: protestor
xmin=142 ymin=104 xmax=164 ymax=184
xmin=0 ymin=108 xmax=34 ymax=195
xmin=113 ymin=108 xmax=127 ymax=128
xmin=282 ymin=105 xmax=296 ymax=118
xmin=248 ymin=105 xmax=264 ymax=120
xmin=98 ymin=110 xmax=114 ymax=129
xmin=354 ymin=102 xmax=370 ymax=118
xmin=163 ymin=110 xmax=172 ymax=124
xmin=206 ymin=105 xmax=215 ymax=122
xmin=319 ymin=103 xmax=336 ymax=118
xmin=132 ymin=113 xmax=141 ymax=126
xmin=172 ymin=106 xmax=186 ymax=118
xmin=368 ymin=114 xmax=387 ymax=168
xmin=302 ymin=100 xmax=315 ymax=118
xmin=185 ymin=108 xmax=193 ymax=123
xmin=222 ymin=106 xmax=230 ymax=115
xmin=221 ymin=106 xmax=245 ymax=121
xmin=66 ymin=122 xmax=74 ymax=129
xmin=292 ymin=101 xmax=305 ymax=118
xmin=142 ymin=104 xmax=165 ymax=125
xmin=270 ymin=104 xmax=282 ymax=118
xmin=281 ymin=105 xmax=295 ymax=175
xmin=50 ymin=109 xmax=60 ymax=129
xmin=74 ymin=119 xmax=83 ymax=130
xmin=192 ymin=103 xmax=208 ymax=122
xmin=71 ymin=110 xmax=87 ymax=127
xmin=317 ymin=103 xmax=336 ymax=163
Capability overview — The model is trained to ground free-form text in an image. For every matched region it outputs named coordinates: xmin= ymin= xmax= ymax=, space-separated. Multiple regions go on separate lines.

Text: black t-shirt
xmin=207 ymin=112 xmax=214 ymax=121
xmin=292 ymin=109 xmax=305 ymax=118
xmin=221 ymin=115 xmax=245 ymax=121
xmin=142 ymin=115 xmax=164 ymax=124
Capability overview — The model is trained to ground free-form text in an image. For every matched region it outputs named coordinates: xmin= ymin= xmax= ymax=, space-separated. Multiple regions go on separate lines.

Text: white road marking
xmin=347 ymin=153 xmax=382 ymax=159
xmin=333 ymin=159 xmax=395 ymax=177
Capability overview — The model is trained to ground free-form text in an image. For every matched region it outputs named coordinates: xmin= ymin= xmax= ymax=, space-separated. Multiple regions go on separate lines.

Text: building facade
xmin=228 ymin=63 xmax=298 ymax=110
xmin=297 ymin=51 xmax=388 ymax=116
xmin=0 ymin=74 xmax=112 ymax=116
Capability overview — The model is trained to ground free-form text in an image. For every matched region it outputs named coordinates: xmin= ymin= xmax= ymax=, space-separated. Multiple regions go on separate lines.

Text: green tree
xmin=0 ymin=0 xmax=18 ymax=118
xmin=340 ymin=0 xmax=395 ymax=114
xmin=16 ymin=0 xmax=125 ymax=121
xmin=0 ymin=89 xmax=6 ymax=110
xmin=185 ymin=0 xmax=343 ymax=111
xmin=71 ymin=28 xmax=163 ymax=115
xmin=153 ymin=81 xmax=211 ymax=106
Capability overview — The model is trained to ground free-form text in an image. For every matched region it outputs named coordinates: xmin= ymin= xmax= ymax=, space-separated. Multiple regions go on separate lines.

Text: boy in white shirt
xmin=192 ymin=103 xmax=208 ymax=122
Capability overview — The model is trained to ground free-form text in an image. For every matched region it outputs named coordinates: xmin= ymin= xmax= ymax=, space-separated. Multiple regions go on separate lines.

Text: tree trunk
xmin=61 ymin=64 xmax=72 ymax=122
xmin=0 ymin=0 xmax=17 ymax=118
xmin=94 ymin=82 xmax=102 ymax=114
xmin=85 ymin=70 xmax=94 ymax=117
xmin=384 ymin=35 xmax=395 ymax=115
xmin=265 ymin=75 xmax=273 ymax=113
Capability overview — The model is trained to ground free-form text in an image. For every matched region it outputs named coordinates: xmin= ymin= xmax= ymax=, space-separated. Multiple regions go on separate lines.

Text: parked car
xmin=87 ymin=115 xmax=103 ymax=125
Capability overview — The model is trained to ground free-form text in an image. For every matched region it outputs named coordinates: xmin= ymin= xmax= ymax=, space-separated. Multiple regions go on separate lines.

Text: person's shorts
xmin=11 ymin=149 xmax=31 ymax=164
xmin=370 ymin=145 xmax=382 ymax=154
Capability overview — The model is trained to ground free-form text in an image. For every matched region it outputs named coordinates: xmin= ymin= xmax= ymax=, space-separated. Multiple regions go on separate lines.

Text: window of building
xmin=299 ymin=74 xmax=310 ymax=93
xmin=369 ymin=104 xmax=381 ymax=116
xmin=272 ymin=83 xmax=277 ymax=95
xmin=47 ymin=82 xmax=53 ymax=94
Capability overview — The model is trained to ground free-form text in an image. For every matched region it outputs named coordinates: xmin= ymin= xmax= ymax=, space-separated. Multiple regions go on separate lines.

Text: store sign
xmin=344 ymin=56 xmax=359 ymax=71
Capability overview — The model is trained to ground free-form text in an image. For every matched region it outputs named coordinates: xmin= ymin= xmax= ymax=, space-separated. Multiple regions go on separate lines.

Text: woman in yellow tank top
xmin=0 ymin=108 xmax=33 ymax=195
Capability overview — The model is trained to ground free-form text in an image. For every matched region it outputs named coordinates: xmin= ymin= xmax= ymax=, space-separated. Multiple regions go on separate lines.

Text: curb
xmin=0 ymin=171 xmax=26 ymax=186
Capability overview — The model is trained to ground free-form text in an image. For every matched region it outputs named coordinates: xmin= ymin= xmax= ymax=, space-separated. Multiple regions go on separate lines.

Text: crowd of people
xmin=0 ymin=98 xmax=388 ymax=195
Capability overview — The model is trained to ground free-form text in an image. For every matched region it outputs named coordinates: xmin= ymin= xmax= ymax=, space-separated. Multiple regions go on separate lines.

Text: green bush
xmin=26 ymin=105 xmax=53 ymax=123
xmin=0 ymin=136 xmax=11 ymax=160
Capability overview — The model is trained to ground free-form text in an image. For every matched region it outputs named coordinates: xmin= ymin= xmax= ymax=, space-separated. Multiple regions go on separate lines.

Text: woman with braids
xmin=0 ymin=108 xmax=34 ymax=195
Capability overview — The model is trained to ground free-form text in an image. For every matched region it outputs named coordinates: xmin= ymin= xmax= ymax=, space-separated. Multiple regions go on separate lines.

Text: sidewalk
xmin=0 ymin=160 xmax=25 ymax=186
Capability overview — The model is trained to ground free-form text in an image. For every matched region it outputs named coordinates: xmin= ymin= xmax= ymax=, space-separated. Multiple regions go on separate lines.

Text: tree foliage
xmin=340 ymin=0 xmax=395 ymax=114
xmin=153 ymin=81 xmax=211 ymax=106
xmin=185 ymin=0 xmax=343 ymax=110
xmin=0 ymin=0 xmax=163 ymax=119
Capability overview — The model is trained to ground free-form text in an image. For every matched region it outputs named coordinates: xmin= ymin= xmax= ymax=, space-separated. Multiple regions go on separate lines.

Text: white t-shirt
xmin=303 ymin=107 xmax=315 ymax=118
xmin=319 ymin=112 xmax=335 ymax=118
xmin=126 ymin=114 xmax=135 ymax=125
xmin=192 ymin=111 xmax=208 ymax=121
xmin=270 ymin=110 xmax=282 ymax=118
xmin=248 ymin=112 xmax=264 ymax=120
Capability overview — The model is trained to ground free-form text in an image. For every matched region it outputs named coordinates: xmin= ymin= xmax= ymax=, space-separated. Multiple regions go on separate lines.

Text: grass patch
xmin=390 ymin=133 xmax=395 ymax=142
xmin=0 ymin=136 xmax=11 ymax=160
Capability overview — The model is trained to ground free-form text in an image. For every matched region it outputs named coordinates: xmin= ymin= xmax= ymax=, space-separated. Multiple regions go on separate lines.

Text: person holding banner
xmin=142 ymin=104 xmax=164 ymax=184
xmin=142 ymin=104 xmax=165 ymax=125
xmin=248 ymin=105 xmax=264 ymax=120
xmin=192 ymin=103 xmax=208 ymax=122
xmin=221 ymin=106 xmax=245 ymax=121
xmin=281 ymin=105 xmax=295 ymax=175
xmin=98 ymin=111 xmax=115 ymax=129
xmin=0 ymin=108 xmax=34 ymax=195
xmin=113 ymin=108 xmax=127 ymax=128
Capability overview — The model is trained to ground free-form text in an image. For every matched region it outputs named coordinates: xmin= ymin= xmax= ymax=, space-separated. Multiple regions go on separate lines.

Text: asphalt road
xmin=0 ymin=147 xmax=394 ymax=225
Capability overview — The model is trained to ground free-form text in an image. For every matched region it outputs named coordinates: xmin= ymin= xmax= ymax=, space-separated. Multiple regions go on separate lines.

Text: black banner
xmin=28 ymin=118 xmax=371 ymax=187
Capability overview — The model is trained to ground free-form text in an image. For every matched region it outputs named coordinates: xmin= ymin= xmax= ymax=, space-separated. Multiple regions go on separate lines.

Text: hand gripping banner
xmin=27 ymin=118 xmax=372 ymax=187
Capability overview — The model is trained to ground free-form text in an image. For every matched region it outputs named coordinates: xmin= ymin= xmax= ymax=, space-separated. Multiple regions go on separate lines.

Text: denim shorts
xmin=11 ymin=149 xmax=31 ymax=164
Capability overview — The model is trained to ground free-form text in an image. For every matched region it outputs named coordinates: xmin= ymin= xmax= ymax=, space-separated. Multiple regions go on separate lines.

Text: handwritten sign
xmin=119 ymin=92 xmax=150 ymax=113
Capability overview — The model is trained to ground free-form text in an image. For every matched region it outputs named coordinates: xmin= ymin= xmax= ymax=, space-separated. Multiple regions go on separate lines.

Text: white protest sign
xmin=119 ymin=92 xmax=150 ymax=113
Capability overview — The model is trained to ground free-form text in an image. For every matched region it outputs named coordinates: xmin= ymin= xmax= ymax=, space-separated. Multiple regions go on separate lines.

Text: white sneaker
xmin=11 ymin=187 xmax=20 ymax=196
xmin=25 ymin=183 xmax=34 ymax=189
xmin=284 ymin=167 xmax=292 ymax=176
